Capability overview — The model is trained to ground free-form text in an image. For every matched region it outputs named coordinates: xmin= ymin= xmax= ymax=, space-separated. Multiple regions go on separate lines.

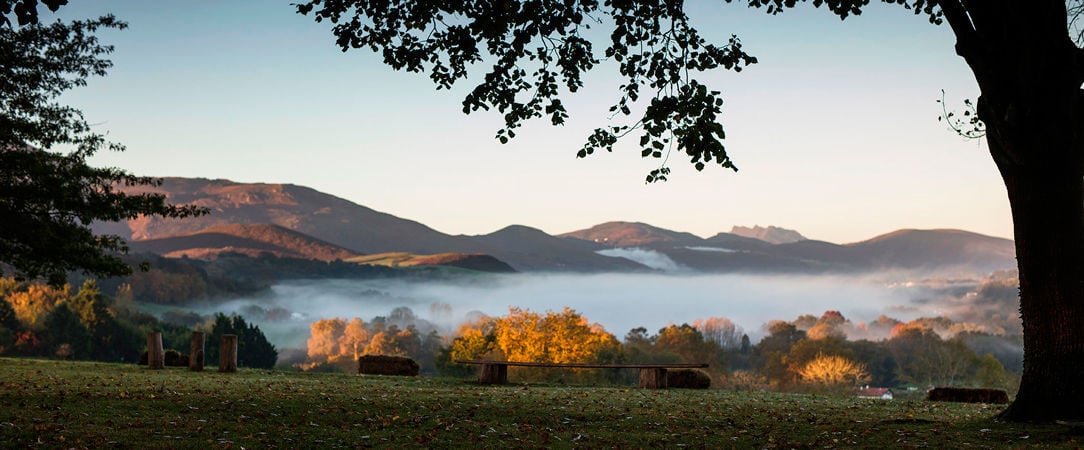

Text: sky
xmin=52 ymin=1 xmax=1009 ymax=244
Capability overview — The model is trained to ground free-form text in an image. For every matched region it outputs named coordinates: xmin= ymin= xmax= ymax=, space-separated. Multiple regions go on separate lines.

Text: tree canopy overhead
xmin=0 ymin=3 xmax=205 ymax=285
xmin=297 ymin=0 xmax=946 ymax=182
xmin=299 ymin=0 xmax=1084 ymax=422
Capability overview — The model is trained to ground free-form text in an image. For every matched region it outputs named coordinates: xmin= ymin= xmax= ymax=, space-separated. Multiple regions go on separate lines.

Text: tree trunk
xmin=146 ymin=332 xmax=164 ymax=370
xmin=639 ymin=368 xmax=667 ymax=389
xmin=189 ymin=331 xmax=205 ymax=372
xmin=219 ymin=334 xmax=238 ymax=373
xmin=938 ymin=1 xmax=1084 ymax=422
xmin=981 ymin=79 xmax=1084 ymax=422
xmin=996 ymin=162 xmax=1084 ymax=421
xmin=479 ymin=363 xmax=507 ymax=384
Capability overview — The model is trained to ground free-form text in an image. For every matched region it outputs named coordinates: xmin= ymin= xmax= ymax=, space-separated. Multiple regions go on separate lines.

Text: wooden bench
xmin=454 ymin=359 xmax=708 ymax=388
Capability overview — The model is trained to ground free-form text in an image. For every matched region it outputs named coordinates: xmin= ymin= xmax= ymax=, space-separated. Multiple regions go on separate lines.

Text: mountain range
xmin=97 ymin=177 xmax=1017 ymax=275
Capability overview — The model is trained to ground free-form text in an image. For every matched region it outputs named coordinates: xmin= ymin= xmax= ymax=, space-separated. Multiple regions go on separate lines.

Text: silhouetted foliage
xmin=0 ymin=9 xmax=205 ymax=286
xmin=297 ymin=0 xmax=764 ymax=182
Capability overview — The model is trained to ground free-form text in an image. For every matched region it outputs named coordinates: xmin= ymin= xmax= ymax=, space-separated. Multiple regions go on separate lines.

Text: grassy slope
xmin=0 ymin=358 xmax=1078 ymax=448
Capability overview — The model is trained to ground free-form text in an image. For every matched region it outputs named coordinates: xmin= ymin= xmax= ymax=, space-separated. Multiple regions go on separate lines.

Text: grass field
xmin=0 ymin=358 xmax=1079 ymax=448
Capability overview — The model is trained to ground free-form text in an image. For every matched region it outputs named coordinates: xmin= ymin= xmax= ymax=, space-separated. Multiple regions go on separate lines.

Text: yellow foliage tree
xmin=363 ymin=325 xmax=421 ymax=358
xmin=493 ymin=307 xmax=546 ymax=362
xmin=6 ymin=283 xmax=70 ymax=329
xmin=798 ymin=352 xmax=871 ymax=386
xmin=491 ymin=307 xmax=618 ymax=364
xmin=343 ymin=318 xmax=369 ymax=360
xmin=447 ymin=315 xmax=498 ymax=361
xmin=307 ymin=318 xmax=347 ymax=361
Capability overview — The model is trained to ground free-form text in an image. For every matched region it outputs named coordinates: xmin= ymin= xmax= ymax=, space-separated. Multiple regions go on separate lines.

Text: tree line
xmin=0 ymin=278 xmax=277 ymax=368
xmin=295 ymin=305 xmax=1017 ymax=395
xmin=2 ymin=273 xmax=1017 ymax=395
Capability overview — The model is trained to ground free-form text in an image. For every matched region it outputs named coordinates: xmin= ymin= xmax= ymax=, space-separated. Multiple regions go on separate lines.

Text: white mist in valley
xmin=201 ymin=272 xmax=947 ymax=350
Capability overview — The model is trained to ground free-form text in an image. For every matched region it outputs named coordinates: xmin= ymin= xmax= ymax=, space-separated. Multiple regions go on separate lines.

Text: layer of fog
xmin=194 ymin=271 xmax=965 ymax=350
xmin=596 ymin=248 xmax=685 ymax=272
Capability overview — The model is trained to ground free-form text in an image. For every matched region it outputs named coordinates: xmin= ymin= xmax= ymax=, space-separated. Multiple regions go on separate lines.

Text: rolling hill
xmin=99 ymin=177 xmax=1017 ymax=275
xmin=842 ymin=228 xmax=1017 ymax=274
xmin=128 ymin=223 xmax=361 ymax=261
xmin=97 ymin=178 xmax=643 ymax=272
xmin=559 ymin=221 xmax=703 ymax=247
xmin=729 ymin=225 xmax=807 ymax=244
xmin=347 ymin=252 xmax=516 ymax=273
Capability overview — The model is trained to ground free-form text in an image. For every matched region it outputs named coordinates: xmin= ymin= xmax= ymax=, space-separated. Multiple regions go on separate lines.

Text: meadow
xmin=0 ymin=358 xmax=1078 ymax=448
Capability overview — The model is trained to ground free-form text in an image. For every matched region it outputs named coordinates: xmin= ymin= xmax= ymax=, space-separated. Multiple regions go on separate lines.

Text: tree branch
xmin=937 ymin=0 xmax=981 ymax=68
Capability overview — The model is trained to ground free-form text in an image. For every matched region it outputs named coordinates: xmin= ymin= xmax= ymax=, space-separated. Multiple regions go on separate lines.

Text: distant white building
xmin=856 ymin=387 xmax=894 ymax=400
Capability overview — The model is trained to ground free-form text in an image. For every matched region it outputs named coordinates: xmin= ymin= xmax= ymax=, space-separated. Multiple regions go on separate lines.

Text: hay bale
xmin=926 ymin=387 xmax=1009 ymax=404
xmin=358 ymin=355 xmax=419 ymax=376
xmin=666 ymin=369 xmax=711 ymax=389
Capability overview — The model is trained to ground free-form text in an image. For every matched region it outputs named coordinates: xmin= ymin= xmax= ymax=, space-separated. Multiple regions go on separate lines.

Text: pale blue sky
xmin=54 ymin=1 xmax=1007 ymax=244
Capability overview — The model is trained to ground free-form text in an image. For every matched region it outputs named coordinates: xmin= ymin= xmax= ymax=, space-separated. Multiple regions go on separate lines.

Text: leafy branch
xmin=936 ymin=90 xmax=985 ymax=139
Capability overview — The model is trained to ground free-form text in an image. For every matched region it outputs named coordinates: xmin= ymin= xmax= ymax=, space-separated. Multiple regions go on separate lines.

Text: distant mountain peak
xmin=729 ymin=225 xmax=807 ymax=245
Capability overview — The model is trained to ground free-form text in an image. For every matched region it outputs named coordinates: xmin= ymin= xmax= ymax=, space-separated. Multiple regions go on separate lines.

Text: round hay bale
xmin=667 ymin=369 xmax=711 ymax=389
xmin=358 ymin=355 xmax=420 ymax=376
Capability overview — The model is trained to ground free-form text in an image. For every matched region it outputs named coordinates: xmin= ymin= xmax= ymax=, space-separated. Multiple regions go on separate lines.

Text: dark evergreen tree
xmin=205 ymin=313 xmax=277 ymax=369
xmin=42 ymin=302 xmax=92 ymax=358
xmin=235 ymin=315 xmax=278 ymax=369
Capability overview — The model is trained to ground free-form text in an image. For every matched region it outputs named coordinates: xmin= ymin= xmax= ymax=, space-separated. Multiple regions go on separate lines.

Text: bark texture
xmin=189 ymin=332 xmax=205 ymax=372
xmin=218 ymin=334 xmax=238 ymax=373
xmin=942 ymin=0 xmax=1084 ymax=421
xmin=146 ymin=332 xmax=164 ymax=370
xmin=639 ymin=368 xmax=668 ymax=389
xmin=479 ymin=363 xmax=508 ymax=384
